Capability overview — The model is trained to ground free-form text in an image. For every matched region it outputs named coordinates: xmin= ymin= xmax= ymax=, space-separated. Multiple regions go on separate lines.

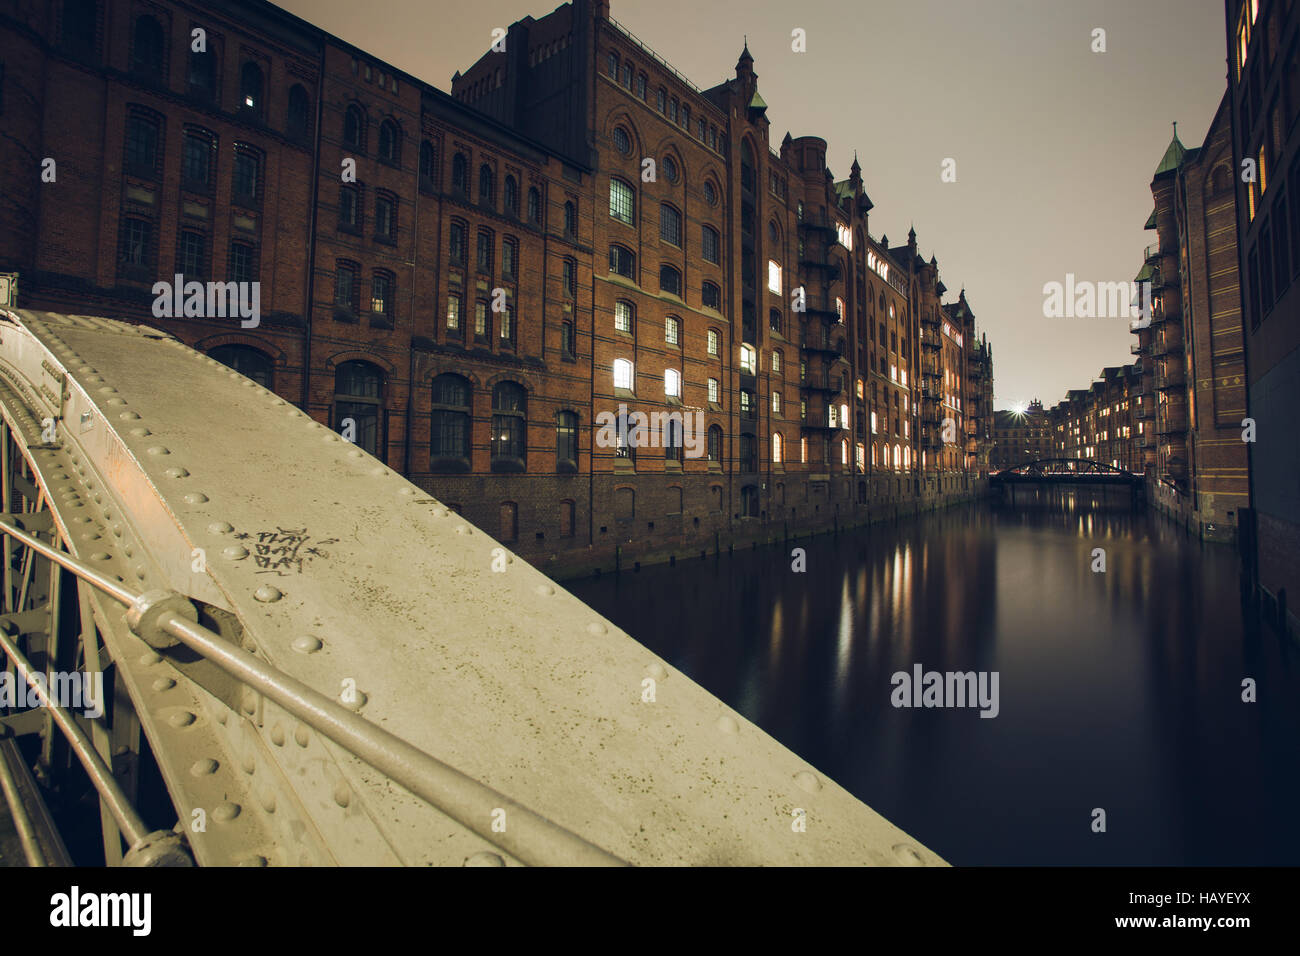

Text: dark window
xmin=124 ymin=110 xmax=160 ymax=178
xmin=502 ymin=237 xmax=517 ymax=279
xmin=528 ymin=187 xmax=541 ymax=223
xmin=663 ymin=155 xmax=679 ymax=183
xmin=1261 ymin=221 xmax=1274 ymax=311
xmin=660 ymin=264 xmax=681 ymax=296
xmin=556 ymin=411 xmax=579 ymax=468
xmin=478 ymin=164 xmax=494 ymax=205
xmin=62 ymin=0 xmax=98 ymax=60
xmin=561 ymin=320 xmax=575 ymax=357
xmin=449 ymin=220 xmax=466 ymax=265
xmin=343 ymin=104 xmax=364 ymax=149
xmin=491 ymin=382 xmax=527 ymax=462
xmin=334 ymin=261 xmax=359 ymax=313
xmin=560 ymin=499 xmax=575 ymax=537
xmin=233 ymin=146 xmax=260 ymax=205
xmin=1275 ymin=189 xmax=1290 ymax=296
xmin=613 ymin=127 xmax=631 ymax=155
xmin=239 ymin=62 xmax=263 ymax=116
xmin=431 ymin=374 xmax=471 ymax=462
xmin=660 ymin=204 xmax=682 ymax=245
xmin=609 ymin=245 xmax=635 ymax=279
xmin=739 ymin=434 xmax=757 ymax=473
xmin=118 ymin=217 xmax=153 ymax=272
xmin=131 ymin=15 xmax=164 ymax=81
xmin=452 ymin=153 xmax=467 ymax=193
xmin=209 ymin=345 xmax=272 ymax=388
xmin=370 ymin=272 xmax=393 ymax=318
xmin=703 ymin=181 xmax=716 ymax=205
xmin=228 ymin=241 xmax=257 ymax=284
xmin=477 ymin=230 xmax=494 ymax=273
xmin=702 ymin=225 xmax=720 ymax=263
xmin=708 ymin=425 xmax=722 ymax=462
xmin=563 ymin=258 xmax=577 ymax=297
xmin=375 ymin=194 xmax=395 ymax=240
xmin=188 ymin=50 xmax=215 ymax=102
xmin=770 ymin=308 xmax=782 ymax=333
xmin=334 ymin=361 xmax=384 ymax=458
xmin=607 ymin=52 xmax=618 ymax=77
xmin=664 ymin=418 xmax=683 ymax=461
xmin=182 ymin=130 xmax=214 ymax=191
xmin=565 ymin=201 xmax=577 ymax=237
xmin=703 ymin=281 xmax=721 ymax=310
xmin=177 ymin=230 xmax=207 ymax=279
xmin=378 ymin=120 xmax=400 ymax=164
xmin=657 ymin=88 xmax=666 ymax=112
xmin=339 ymin=185 xmax=361 ymax=231
xmin=635 ymin=74 xmax=647 ymax=99
xmin=419 ymin=141 xmax=436 ymax=189
xmin=504 ymin=175 xmax=518 ymax=216
xmin=287 ymin=85 xmax=310 ymax=140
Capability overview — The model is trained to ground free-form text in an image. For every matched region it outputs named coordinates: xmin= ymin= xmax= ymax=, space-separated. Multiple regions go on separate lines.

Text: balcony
xmin=921 ymin=332 xmax=941 ymax=351
xmin=1130 ymin=342 xmax=1145 ymax=355
xmin=1155 ymin=366 xmax=1185 ymax=391
xmin=1144 ymin=244 xmax=1161 ymax=263
xmin=1156 ymin=414 xmax=1188 ymax=436
xmin=800 ymin=374 xmax=841 ymax=394
xmin=800 ymin=335 xmax=841 ymax=356
xmin=1151 ymin=338 xmax=1183 ymax=358
xmin=796 ymin=212 xmax=836 ymax=234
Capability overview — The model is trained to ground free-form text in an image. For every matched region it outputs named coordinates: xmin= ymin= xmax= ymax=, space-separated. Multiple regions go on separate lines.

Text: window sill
xmin=490 ymin=458 xmax=526 ymax=474
xmin=429 ymin=458 xmax=471 ymax=474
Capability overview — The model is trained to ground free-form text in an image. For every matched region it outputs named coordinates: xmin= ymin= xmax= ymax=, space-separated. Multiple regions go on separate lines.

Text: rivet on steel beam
xmin=340 ymin=689 xmax=368 ymax=712
xmin=254 ymin=585 xmax=283 ymax=603
xmin=332 ymin=783 xmax=351 ymax=808
xmin=291 ymin=635 xmax=322 ymax=654
xmin=126 ymin=589 xmax=198 ymax=649
xmin=269 ymin=724 xmax=285 ymax=747
xmin=145 ymin=446 xmax=170 ymax=456
xmin=105 ymin=398 xmax=127 ymax=406
xmin=454 ymin=525 xmax=471 ymax=535
xmin=139 ymin=651 xmax=162 ymax=665
xmin=223 ymin=545 xmax=249 ymax=560
xmin=165 ymin=467 xmax=190 ymax=478
xmin=128 ymin=427 xmax=151 ymax=437
xmin=465 ymin=852 xmax=506 ymax=867
xmin=258 ymin=790 xmax=276 ymax=813
xmin=123 ymin=830 xmax=193 ymax=867
xmin=646 ymin=663 xmax=668 ymax=681
xmin=213 ymin=802 xmax=241 ymax=822
xmin=794 ymin=771 xmax=822 ymax=793
xmin=189 ymin=758 xmax=218 ymax=777
xmin=152 ymin=677 xmax=176 ymax=692
xmin=208 ymin=521 xmax=233 ymax=534
xmin=293 ymin=724 xmax=310 ymax=748
xmin=534 ymin=584 xmax=555 ymax=596
xmin=398 ymin=487 xmax=414 ymax=496
xmin=183 ymin=492 xmax=209 ymax=504
xmin=90 ymin=551 xmax=110 ymax=561
xmin=716 ymin=715 xmax=739 ymax=735
xmin=97 ymin=387 xmax=117 ymax=395
xmin=167 ymin=711 xmax=196 ymax=728
xmin=892 ymin=844 xmax=924 ymax=866
xmin=119 ymin=411 xmax=141 ymax=420
xmin=238 ymin=855 xmax=268 ymax=867
xmin=241 ymin=753 xmax=255 ymax=774
xmin=586 ymin=622 xmax=607 ymax=636
xmin=240 ymin=689 xmax=257 ymax=714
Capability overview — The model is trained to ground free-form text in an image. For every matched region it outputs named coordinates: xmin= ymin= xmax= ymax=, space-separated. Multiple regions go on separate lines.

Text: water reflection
xmin=568 ymin=490 xmax=1300 ymax=864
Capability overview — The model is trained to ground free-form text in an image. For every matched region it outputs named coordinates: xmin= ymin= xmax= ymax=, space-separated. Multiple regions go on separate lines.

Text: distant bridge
xmin=990 ymin=458 xmax=1144 ymax=494
xmin=0 ymin=309 xmax=943 ymax=867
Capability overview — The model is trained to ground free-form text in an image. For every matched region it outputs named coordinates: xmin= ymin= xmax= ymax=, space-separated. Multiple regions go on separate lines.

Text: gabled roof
xmin=1154 ymin=128 xmax=1187 ymax=176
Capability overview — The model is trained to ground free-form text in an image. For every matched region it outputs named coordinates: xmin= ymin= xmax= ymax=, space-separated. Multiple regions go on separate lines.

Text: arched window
xmin=659 ymin=204 xmax=682 ymax=245
xmin=556 ymin=411 xmax=579 ymax=470
xmin=609 ymin=245 xmax=635 ymax=279
xmin=504 ymin=175 xmax=518 ymax=216
xmin=334 ymin=361 xmax=384 ymax=458
xmin=491 ymin=382 xmax=526 ymax=464
xmin=431 ymin=374 xmax=471 ymax=465
xmin=664 ymin=417 xmax=683 ymax=461
xmin=527 ymin=187 xmax=541 ymax=223
xmin=612 ymin=127 xmax=631 ymax=155
xmin=769 ymin=308 xmax=782 ymax=334
xmin=452 ymin=153 xmax=467 ymax=193
xmin=564 ymin=201 xmax=577 ymax=237
xmin=702 ymin=224 xmax=720 ymax=263
xmin=343 ymin=104 xmax=364 ymax=148
xmin=659 ymin=265 xmax=681 ymax=296
xmin=739 ymin=434 xmax=757 ymax=473
xmin=609 ymin=178 xmax=635 ymax=224
xmin=894 ymin=443 xmax=901 ymax=470
xmin=703 ymin=181 xmax=717 ymax=205
xmin=240 ymin=62 xmax=263 ymax=116
xmin=287 ymin=85 xmax=310 ymax=140
xmin=703 ymin=281 xmax=721 ymax=310
xmin=378 ymin=120 xmax=400 ymax=164
xmin=664 ymin=368 xmax=681 ymax=398
xmin=131 ymin=15 xmax=164 ymax=80
xmin=662 ymin=155 xmax=679 ymax=184
xmin=478 ymin=164 xmax=494 ymax=205
xmin=741 ymin=140 xmax=755 ymax=192
xmin=841 ymin=438 xmax=850 ymax=466
xmin=188 ymin=48 xmax=215 ymax=101
xmin=419 ymin=141 xmax=436 ymax=188
xmin=773 ymin=432 xmax=784 ymax=463
xmin=209 ymin=345 xmax=273 ymax=389
xmin=62 ymin=0 xmax=98 ymax=61
xmin=612 ymin=358 xmax=634 ymax=391
xmin=708 ymin=425 xmax=722 ymax=462
xmin=739 ymin=344 xmax=757 ymax=375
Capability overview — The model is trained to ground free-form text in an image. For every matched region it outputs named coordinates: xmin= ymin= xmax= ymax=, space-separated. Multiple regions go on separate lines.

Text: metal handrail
xmin=0 ymin=515 xmax=626 ymax=868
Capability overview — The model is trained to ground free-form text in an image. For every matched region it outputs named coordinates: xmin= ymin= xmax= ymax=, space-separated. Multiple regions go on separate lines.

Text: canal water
xmin=567 ymin=490 xmax=1300 ymax=866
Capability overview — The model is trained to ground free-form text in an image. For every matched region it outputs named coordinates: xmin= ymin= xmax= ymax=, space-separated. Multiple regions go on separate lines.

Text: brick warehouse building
xmin=1130 ymin=100 xmax=1250 ymax=543
xmin=1226 ymin=0 xmax=1299 ymax=638
xmin=0 ymin=0 xmax=995 ymax=577
xmin=1045 ymin=365 xmax=1143 ymax=474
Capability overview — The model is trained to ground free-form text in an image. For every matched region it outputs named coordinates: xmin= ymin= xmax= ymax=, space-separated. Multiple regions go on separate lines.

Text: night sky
xmin=277 ymin=0 xmax=1228 ymax=410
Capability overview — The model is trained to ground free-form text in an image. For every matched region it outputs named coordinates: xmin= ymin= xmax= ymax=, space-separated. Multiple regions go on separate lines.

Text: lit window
xmin=767 ymin=260 xmax=782 ymax=293
xmin=665 ymin=369 xmax=681 ymax=397
xmin=609 ymin=179 xmax=635 ymax=224
xmin=871 ymin=411 xmax=877 ymax=434
xmin=772 ymin=390 xmax=782 ymax=414
xmin=841 ymin=439 xmax=849 ymax=465
xmin=772 ymin=351 xmax=782 ymax=373
xmin=665 ymin=316 xmax=680 ymax=345
xmin=800 ymin=438 xmax=808 ymax=463
xmin=773 ymin=433 xmax=783 ymax=464
xmin=836 ymin=297 xmax=845 ymax=321
xmin=708 ymin=378 xmax=720 ymax=403
xmin=890 ymin=364 xmax=897 ymax=382
xmin=614 ymin=301 xmax=633 ymax=333
xmin=837 ymin=223 xmax=853 ymax=249
xmin=740 ymin=344 xmax=757 ymax=375
xmin=840 ymin=404 xmax=849 ymax=429
xmin=707 ymin=329 xmax=719 ymax=355
xmin=613 ymin=358 xmax=633 ymax=390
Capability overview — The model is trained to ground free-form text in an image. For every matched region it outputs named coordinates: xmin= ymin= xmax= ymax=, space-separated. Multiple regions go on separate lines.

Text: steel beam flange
xmin=122 ymin=830 xmax=194 ymax=867
xmin=125 ymin=590 xmax=197 ymax=650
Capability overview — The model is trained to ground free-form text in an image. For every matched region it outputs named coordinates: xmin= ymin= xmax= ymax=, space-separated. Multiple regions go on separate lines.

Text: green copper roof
xmin=1134 ymin=262 xmax=1153 ymax=283
xmin=1144 ymin=209 xmax=1157 ymax=229
xmin=748 ymin=90 xmax=767 ymax=111
xmin=1154 ymin=130 xmax=1186 ymax=176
